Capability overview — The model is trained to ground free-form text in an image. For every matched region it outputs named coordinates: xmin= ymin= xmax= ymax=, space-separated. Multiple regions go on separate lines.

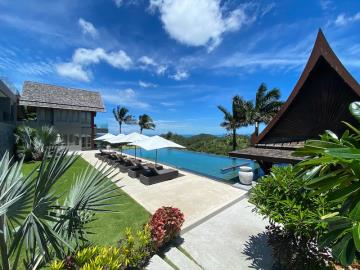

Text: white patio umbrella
xmin=95 ymin=133 xmax=116 ymax=141
xmin=130 ymin=135 xmax=185 ymax=165
xmin=115 ymin=132 xmax=149 ymax=158
xmin=105 ymin=134 xmax=126 ymax=144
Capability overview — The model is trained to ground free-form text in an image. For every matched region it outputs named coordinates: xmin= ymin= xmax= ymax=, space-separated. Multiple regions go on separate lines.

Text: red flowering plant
xmin=149 ymin=206 xmax=185 ymax=248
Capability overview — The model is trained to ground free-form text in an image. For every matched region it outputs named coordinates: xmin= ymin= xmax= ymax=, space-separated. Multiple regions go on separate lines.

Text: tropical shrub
xmin=14 ymin=125 xmax=59 ymax=161
xmin=14 ymin=124 xmax=36 ymax=161
xmin=250 ymin=166 xmax=334 ymax=269
xmin=33 ymin=126 xmax=59 ymax=160
xmin=292 ymin=102 xmax=360 ymax=266
xmin=0 ymin=148 xmax=118 ymax=270
xmin=250 ymin=166 xmax=331 ymax=238
xmin=48 ymin=225 xmax=154 ymax=270
xmin=149 ymin=206 xmax=185 ymax=248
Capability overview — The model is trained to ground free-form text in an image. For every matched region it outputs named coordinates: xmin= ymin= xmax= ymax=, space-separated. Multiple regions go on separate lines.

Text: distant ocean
xmin=178 ymin=134 xmax=251 ymax=138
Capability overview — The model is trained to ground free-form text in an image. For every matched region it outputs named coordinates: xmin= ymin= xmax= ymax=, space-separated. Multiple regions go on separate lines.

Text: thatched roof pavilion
xmin=229 ymin=30 xmax=360 ymax=173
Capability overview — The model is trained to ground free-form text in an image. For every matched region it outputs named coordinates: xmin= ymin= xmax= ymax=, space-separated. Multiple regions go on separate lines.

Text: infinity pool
xmin=123 ymin=148 xmax=255 ymax=183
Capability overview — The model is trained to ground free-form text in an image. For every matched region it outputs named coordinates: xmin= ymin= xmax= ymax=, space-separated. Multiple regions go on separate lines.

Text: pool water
xmin=123 ymin=148 xmax=255 ymax=183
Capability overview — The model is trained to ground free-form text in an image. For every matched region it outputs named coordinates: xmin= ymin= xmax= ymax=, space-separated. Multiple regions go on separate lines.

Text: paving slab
xmin=181 ymin=198 xmax=272 ymax=270
xmin=147 ymin=255 xmax=174 ymax=270
xmin=80 ymin=150 xmax=246 ymax=229
xmin=165 ymin=248 xmax=203 ymax=270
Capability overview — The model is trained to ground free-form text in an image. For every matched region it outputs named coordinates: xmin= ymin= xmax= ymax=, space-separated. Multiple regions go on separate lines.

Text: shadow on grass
xmin=242 ymin=232 xmax=274 ymax=270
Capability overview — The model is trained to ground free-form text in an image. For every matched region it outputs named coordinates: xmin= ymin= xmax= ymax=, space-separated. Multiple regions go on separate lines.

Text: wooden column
xmin=91 ymin=112 xmax=95 ymax=149
xmin=257 ymin=160 xmax=273 ymax=175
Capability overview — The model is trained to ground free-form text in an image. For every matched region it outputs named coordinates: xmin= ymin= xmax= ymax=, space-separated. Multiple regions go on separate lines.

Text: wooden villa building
xmin=229 ymin=30 xmax=360 ymax=173
xmin=18 ymin=81 xmax=105 ymax=151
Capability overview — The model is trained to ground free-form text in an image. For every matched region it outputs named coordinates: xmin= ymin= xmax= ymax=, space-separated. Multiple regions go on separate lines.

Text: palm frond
xmin=217 ymin=106 xmax=233 ymax=121
xmin=54 ymin=162 xmax=121 ymax=242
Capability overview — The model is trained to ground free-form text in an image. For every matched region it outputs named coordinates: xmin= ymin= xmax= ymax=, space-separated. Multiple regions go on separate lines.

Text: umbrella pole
xmin=155 ymin=149 xmax=158 ymax=166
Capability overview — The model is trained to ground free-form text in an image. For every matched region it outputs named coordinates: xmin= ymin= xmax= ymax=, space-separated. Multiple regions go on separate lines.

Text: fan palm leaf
xmin=0 ymin=147 xmax=120 ymax=270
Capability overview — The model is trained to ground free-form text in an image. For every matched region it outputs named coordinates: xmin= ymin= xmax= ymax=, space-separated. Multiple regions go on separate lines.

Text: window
xmin=54 ymin=110 xmax=60 ymax=122
xmin=69 ymin=134 xmax=74 ymax=144
xmin=75 ymin=134 xmax=79 ymax=145
xmin=87 ymin=136 xmax=91 ymax=148
xmin=74 ymin=111 xmax=79 ymax=122
xmin=81 ymin=136 xmax=86 ymax=148
xmin=81 ymin=112 xmax=86 ymax=123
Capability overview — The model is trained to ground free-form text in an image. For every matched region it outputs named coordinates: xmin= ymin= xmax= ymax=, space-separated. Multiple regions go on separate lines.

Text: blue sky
xmin=0 ymin=0 xmax=360 ymax=135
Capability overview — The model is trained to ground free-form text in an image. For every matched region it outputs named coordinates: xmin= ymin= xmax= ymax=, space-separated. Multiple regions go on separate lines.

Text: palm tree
xmin=218 ymin=96 xmax=252 ymax=150
xmin=0 ymin=148 xmax=119 ymax=270
xmin=138 ymin=114 xmax=155 ymax=134
xmin=112 ymin=106 xmax=135 ymax=133
xmin=250 ymin=83 xmax=283 ymax=136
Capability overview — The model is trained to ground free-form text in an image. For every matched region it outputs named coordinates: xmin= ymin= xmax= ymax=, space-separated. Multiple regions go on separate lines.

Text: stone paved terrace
xmin=80 ymin=150 xmax=247 ymax=229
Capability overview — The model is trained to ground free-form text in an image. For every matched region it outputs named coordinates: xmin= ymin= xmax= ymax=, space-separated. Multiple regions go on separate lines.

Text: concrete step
xmin=165 ymin=248 xmax=202 ymax=270
xmin=146 ymin=255 xmax=174 ymax=270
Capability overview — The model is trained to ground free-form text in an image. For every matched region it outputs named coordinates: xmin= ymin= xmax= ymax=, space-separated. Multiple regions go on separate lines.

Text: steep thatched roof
xmin=19 ymin=81 xmax=104 ymax=112
xmin=256 ymin=29 xmax=360 ymax=144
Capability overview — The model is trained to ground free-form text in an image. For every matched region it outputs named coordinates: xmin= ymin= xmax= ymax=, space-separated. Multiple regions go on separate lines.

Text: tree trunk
xmin=255 ymin=122 xmax=259 ymax=136
xmin=232 ymin=129 xmax=237 ymax=150
xmin=140 ymin=128 xmax=143 ymax=134
xmin=0 ymin=216 xmax=10 ymax=270
xmin=119 ymin=122 xmax=122 ymax=134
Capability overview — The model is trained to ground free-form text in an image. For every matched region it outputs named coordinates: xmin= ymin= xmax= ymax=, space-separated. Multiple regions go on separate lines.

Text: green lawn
xmin=22 ymin=157 xmax=150 ymax=246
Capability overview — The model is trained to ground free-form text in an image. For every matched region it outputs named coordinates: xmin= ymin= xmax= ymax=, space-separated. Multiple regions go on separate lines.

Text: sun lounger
xmin=139 ymin=167 xmax=179 ymax=185
xmin=118 ymin=158 xmax=142 ymax=173
xmin=128 ymin=163 xmax=163 ymax=178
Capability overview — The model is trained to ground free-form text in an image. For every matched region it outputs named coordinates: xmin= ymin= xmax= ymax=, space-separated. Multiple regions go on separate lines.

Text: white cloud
xmin=78 ymin=18 xmax=98 ymax=38
xmin=156 ymin=65 xmax=167 ymax=75
xmin=139 ymin=80 xmax=157 ymax=88
xmin=56 ymin=48 xmax=132 ymax=81
xmin=114 ymin=0 xmax=123 ymax=7
xmin=73 ymin=48 xmax=132 ymax=69
xmin=138 ymin=55 xmax=157 ymax=66
xmin=170 ymin=70 xmax=189 ymax=80
xmin=160 ymin=102 xmax=177 ymax=107
xmin=113 ymin=0 xmax=139 ymax=7
xmin=138 ymin=55 xmax=168 ymax=75
xmin=102 ymin=88 xmax=150 ymax=109
xmin=319 ymin=0 xmax=333 ymax=11
xmin=149 ymin=0 xmax=253 ymax=51
xmin=56 ymin=62 xmax=90 ymax=82
xmin=335 ymin=12 xmax=360 ymax=27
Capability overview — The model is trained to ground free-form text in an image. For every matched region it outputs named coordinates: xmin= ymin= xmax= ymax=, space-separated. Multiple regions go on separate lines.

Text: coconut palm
xmin=218 ymin=95 xmax=252 ymax=150
xmin=0 ymin=148 xmax=118 ymax=270
xmin=250 ymin=83 xmax=283 ymax=136
xmin=138 ymin=114 xmax=155 ymax=134
xmin=112 ymin=106 xmax=135 ymax=133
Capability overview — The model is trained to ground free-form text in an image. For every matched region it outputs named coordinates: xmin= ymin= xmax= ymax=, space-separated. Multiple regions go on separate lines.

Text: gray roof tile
xmin=19 ymin=81 xmax=105 ymax=112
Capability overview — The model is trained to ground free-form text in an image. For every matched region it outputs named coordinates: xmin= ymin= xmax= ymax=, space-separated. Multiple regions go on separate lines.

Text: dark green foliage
xmin=249 ymin=166 xmax=334 ymax=269
xmin=250 ymin=166 xmax=331 ymax=238
xmin=218 ymin=95 xmax=252 ymax=150
xmin=112 ymin=106 xmax=135 ymax=133
xmin=161 ymin=133 xmax=249 ymax=156
xmin=138 ymin=114 xmax=155 ymax=134
xmin=288 ymin=101 xmax=360 ymax=267
xmin=266 ymin=223 xmax=332 ymax=270
xmin=248 ymin=83 xmax=283 ymax=136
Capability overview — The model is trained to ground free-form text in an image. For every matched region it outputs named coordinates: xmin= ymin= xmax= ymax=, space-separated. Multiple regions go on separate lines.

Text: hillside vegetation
xmin=161 ymin=132 xmax=249 ymax=156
